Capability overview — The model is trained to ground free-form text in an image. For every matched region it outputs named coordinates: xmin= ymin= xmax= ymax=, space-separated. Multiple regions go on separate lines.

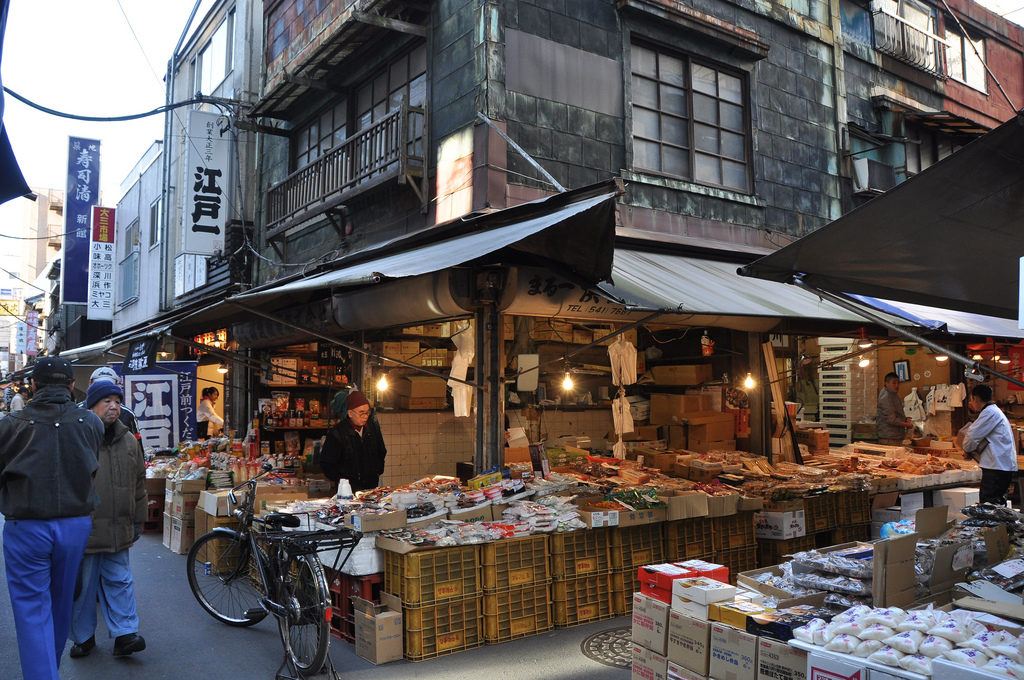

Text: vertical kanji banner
xmin=87 ymin=206 xmax=116 ymax=319
xmin=114 ymin=361 xmax=198 ymax=448
xmin=62 ymin=137 xmax=100 ymax=304
xmin=183 ymin=109 xmax=231 ymax=255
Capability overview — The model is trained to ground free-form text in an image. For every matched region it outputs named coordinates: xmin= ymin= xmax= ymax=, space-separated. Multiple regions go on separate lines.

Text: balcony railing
xmin=872 ymin=7 xmax=947 ymax=76
xmin=265 ymin=101 xmax=425 ymax=239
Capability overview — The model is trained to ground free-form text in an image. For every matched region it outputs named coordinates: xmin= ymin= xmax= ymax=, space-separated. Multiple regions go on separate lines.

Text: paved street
xmin=0 ymin=516 xmax=631 ymax=679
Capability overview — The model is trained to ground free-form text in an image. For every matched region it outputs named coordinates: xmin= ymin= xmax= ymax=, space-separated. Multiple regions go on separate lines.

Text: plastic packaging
xmin=943 ymin=648 xmax=989 ymax=667
xmin=867 ymin=645 xmax=905 ymax=667
xmin=897 ymin=653 xmax=933 ymax=675
xmin=859 ymin=624 xmax=896 ymax=641
xmin=919 ymin=635 xmax=953 ymax=658
xmin=883 ymin=630 xmax=924 ymax=655
xmin=825 ymin=634 xmax=860 ymax=654
xmin=863 ymin=607 xmax=907 ymax=628
xmin=854 ymin=639 xmax=885 ymax=658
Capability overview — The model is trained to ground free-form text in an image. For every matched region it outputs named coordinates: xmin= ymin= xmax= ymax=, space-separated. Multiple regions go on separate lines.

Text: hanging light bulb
xmin=971 ymin=354 xmax=984 ymax=361
xmin=562 ymin=372 xmax=574 ymax=391
xmin=216 ymin=363 xmax=229 ymax=374
xmin=994 ymin=354 xmax=1002 ymax=363
xmin=999 ymin=356 xmax=1012 ymax=365
xmin=934 ymin=355 xmax=949 ymax=362
xmin=857 ymin=328 xmax=873 ymax=349
xmin=376 ymin=374 xmax=389 ymax=391
xmin=742 ymin=373 xmax=756 ymax=389
xmin=858 ymin=358 xmax=870 ymax=368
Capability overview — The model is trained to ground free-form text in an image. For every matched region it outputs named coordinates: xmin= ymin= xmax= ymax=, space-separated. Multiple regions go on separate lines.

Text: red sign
xmin=91 ymin=206 xmax=115 ymax=243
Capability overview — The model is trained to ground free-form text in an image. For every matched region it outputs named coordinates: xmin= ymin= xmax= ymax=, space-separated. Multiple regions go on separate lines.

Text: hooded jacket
xmin=87 ymin=418 xmax=147 ymax=553
xmin=0 ymin=384 xmax=103 ymax=519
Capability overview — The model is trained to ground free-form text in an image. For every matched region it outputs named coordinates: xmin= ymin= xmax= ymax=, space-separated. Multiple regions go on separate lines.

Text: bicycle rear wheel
xmin=278 ymin=554 xmax=330 ymax=674
xmin=187 ymin=531 xmax=268 ymax=626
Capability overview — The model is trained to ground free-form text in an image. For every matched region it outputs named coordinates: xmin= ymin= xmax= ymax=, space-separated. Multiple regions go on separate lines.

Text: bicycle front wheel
xmin=278 ymin=554 xmax=330 ymax=674
xmin=187 ymin=531 xmax=268 ymax=626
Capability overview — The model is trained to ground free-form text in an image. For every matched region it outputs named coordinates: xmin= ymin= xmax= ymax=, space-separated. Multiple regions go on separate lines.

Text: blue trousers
xmin=71 ymin=549 xmax=140 ymax=642
xmin=3 ymin=515 xmax=92 ymax=680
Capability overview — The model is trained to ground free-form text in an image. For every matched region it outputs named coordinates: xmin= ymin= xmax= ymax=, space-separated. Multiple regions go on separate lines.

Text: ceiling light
xmin=216 ymin=363 xmax=228 ymax=374
xmin=562 ymin=373 xmax=574 ymax=391
xmin=858 ymin=358 xmax=870 ymax=368
xmin=999 ymin=357 xmax=1012 ymax=365
xmin=972 ymin=354 xmax=983 ymax=361
xmin=743 ymin=373 xmax=756 ymax=389
xmin=934 ymin=355 xmax=949 ymax=362
xmin=857 ymin=328 xmax=873 ymax=349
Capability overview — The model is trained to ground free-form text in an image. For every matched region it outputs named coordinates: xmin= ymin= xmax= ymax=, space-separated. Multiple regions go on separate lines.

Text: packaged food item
xmin=792 ymin=618 xmax=826 ymax=644
xmin=943 ymin=648 xmax=990 ymax=667
xmin=868 ymin=645 xmax=906 ymax=667
xmin=883 ymin=630 xmax=924 ymax=654
xmin=897 ymin=610 xmax=939 ymax=633
xmin=898 ymin=653 xmax=933 ymax=675
xmin=928 ymin=617 xmax=979 ymax=643
xmin=983 ymin=657 xmax=1018 ymax=678
xmin=863 ymin=607 xmax=907 ymax=628
xmin=919 ymin=635 xmax=954 ymax=658
xmin=962 ymin=630 xmax=1017 ymax=658
xmin=825 ymin=634 xmax=859 ymax=654
xmin=859 ymin=624 xmax=895 ymax=641
xmin=854 ymin=639 xmax=885 ymax=658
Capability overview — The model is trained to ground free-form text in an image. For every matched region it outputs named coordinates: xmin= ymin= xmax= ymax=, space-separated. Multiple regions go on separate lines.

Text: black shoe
xmin=70 ymin=636 xmax=95 ymax=658
xmin=112 ymin=633 xmax=146 ymax=657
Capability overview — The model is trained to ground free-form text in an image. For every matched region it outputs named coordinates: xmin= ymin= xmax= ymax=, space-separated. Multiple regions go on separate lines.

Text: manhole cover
xmin=580 ymin=626 xmax=632 ymax=668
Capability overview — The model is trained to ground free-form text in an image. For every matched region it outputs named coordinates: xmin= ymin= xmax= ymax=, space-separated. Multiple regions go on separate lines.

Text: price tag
xmin=993 ymin=558 xmax=1024 ymax=578
xmin=951 ymin=544 xmax=974 ymax=571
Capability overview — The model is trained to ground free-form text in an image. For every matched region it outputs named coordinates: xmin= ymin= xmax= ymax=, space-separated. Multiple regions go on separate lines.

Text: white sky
xmin=0 ymin=1 xmax=214 ymax=246
xmin=0 ymin=0 xmax=1021 ymax=245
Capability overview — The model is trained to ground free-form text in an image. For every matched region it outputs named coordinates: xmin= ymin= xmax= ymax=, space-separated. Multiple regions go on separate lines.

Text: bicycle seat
xmin=263 ymin=512 xmax=301 ymax=529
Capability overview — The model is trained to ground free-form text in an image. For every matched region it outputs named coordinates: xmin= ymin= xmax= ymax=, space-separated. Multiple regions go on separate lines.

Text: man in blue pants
xmin=0 ymin=356 xmax=104 ymax=679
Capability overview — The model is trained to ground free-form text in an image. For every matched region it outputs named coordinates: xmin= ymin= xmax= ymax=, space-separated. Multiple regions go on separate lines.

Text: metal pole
xmin=793 ymin=278 xmax=1024 ymax=389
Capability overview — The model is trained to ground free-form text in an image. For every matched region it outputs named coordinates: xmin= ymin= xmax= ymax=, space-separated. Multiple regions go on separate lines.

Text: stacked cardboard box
xmin=163 ymin=478 xmax=204 ymax=554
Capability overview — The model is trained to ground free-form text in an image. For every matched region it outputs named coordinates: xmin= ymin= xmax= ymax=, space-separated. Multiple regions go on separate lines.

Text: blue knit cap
xmin=86 ymin=380 xmax=123 ymax=409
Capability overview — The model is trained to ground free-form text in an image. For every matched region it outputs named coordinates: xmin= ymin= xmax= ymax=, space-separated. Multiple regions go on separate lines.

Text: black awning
xmin=740 ymin=112 xmax=1024 ymax=320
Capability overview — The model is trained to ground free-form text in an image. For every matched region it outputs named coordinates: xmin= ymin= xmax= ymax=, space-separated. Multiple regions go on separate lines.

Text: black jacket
xmin=0 ymin=385 xmax=104 ymax=519
xmin=320 ymin=416 xmax=387 ymax=491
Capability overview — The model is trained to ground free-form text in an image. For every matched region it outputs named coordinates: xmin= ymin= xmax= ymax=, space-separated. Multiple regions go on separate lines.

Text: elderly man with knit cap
xmin=68 ymin=379 xmax=147 ymax=659
xmin=319 ymin=390 xmax=388 ymax=492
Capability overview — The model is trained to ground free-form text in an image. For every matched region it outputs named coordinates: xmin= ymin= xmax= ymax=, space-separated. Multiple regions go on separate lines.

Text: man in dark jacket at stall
xmin=0 ymin=356 xmax=103 ymax=680
xmin=320 ymin=390 xmax=387 ymax=492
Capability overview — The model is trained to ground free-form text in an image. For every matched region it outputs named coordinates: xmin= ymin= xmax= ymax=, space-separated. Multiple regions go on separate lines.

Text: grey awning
xmin=598 ymin=250 xmax=910 ymax=325
xmin=739 ymin=113 xmax=1024 ymax=320
xmin=231 ymin=182 xmax=619 ymax=306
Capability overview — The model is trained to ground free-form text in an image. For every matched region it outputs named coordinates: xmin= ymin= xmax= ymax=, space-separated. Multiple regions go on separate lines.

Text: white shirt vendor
xmin=962 ymin=402 xmax=1017 ymax=472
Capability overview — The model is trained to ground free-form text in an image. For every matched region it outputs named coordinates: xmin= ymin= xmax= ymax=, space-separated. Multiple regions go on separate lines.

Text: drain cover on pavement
xmin=580 ymin=626 xmax=632 ymax=668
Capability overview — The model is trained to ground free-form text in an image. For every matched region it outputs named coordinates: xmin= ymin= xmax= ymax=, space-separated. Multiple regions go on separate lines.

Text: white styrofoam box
xmin=901 ymin=492 xmax=925 ymax=512
xmin=318 ymin=535 xmax=381 ymax=576
xmin=672 ymin=578 xmax=736 ymax=605
xmin=933 ymin=487 xmax=979 ymax=519
xmin=931 ymin=657 xmax=1003 ymax=680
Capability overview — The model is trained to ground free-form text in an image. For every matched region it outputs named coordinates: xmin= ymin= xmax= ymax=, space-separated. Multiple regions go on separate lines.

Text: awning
xmin=596 ymin=250 xmax=911 ymax=328
xmin=850 ymin=295 xmax=1024 ymax=340
xmin=229 ymin=181 xmax=620 ymax=307
xmin=58 ymin=339 xmax=113 ymax=363
xmin=739 ymin=112 xmax=1024 ymax=320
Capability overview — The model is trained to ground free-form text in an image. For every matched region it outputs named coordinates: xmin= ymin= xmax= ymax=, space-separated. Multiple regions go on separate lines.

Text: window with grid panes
xmin=293 ymin=99 xmax=347 ymax=170
xmin=630 ymin=42 xmax=750 ymax=192
xmin=118 ymin=220 xmax=140 ymax=304
xmin=945 ymin=29 xmax=986 ymax=91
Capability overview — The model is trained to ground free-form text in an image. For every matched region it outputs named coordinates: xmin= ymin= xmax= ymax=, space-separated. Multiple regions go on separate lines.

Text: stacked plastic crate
xmin=480 ymin=535 xmax=552 ymax=643
xmin=549 ymin=527 xmax=616 ymax=626
xmin=817 ymin=337 xmax=877 ymax=447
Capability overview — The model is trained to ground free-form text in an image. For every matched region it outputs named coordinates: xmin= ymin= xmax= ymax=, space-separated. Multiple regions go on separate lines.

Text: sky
xmin=0 ymin=0 xmax=214 ymax=246
xmin=0 ymin=0 xmax=1022 ymax=246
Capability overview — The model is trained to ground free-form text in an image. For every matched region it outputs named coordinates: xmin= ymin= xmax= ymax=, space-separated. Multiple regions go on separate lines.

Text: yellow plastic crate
xmin=404 ymin=597 xmax=483 ymax=661
xmin=482 ymin=583 xmax=552 ymax=642
xmin=481 ymin=535 xmax=550 ymax=591
xmin=384 ymin=545 xmax=480 ymax=606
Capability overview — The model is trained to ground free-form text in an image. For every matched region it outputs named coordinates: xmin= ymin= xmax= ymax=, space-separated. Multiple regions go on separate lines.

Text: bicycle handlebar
xmin=228 ymin=462 xmax=277 ymax=506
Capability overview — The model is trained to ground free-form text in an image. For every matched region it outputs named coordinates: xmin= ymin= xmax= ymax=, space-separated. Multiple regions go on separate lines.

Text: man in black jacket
xmin=320 ymin=390 xmax=387 ymax=492
xmin=0 ymin=356 xmax=104 ymax=680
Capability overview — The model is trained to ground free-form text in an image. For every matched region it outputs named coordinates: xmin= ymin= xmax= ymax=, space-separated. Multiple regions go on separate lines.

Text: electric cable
xmin=3 ymin=86 xmax=229 ymax=122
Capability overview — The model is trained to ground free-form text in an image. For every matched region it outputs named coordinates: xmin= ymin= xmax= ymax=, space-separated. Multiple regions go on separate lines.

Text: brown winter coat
xmin=86 ymin=419 xmax=147 ymax=554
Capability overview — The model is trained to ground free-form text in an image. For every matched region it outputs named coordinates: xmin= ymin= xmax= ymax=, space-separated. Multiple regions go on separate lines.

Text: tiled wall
xmin=376 ymin=407 xmax=616 ymax=487
xmin=377 ymin=412 xmax=475 ymax=487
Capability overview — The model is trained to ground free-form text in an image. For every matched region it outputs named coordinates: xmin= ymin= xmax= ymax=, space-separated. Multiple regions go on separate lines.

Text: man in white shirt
xmin=960 ymin=384 xmax=1018 ymax=504
xmin=9 ymin=386 xmax=28 ymax=412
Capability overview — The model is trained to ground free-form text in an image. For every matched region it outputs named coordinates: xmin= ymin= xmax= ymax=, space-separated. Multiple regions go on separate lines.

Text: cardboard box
xmin=663 ymin=491 xmax=709 ymax=521
xmin=793 ymin=535 xmax=917 ymax=608
xmin=667 ymin=611 xmax=712 ymax=675
xmin=651 ymin=365 xmax=712 ymax=386
xmin=161 ymin=511 xmax=172 ymax=549
xmin=686 ymin=412 xmax=735 ymax=449
xmin=629 ymin=425 xmax=665 ymax=442
xmin=753 ymin=510 xmax=806 ymax=540
xmin=170 ymin=478 xmax=206 ymax=493
xmin=353 ymin=592 xmax=403 ymax=664
xmin=396 ymin=395 xmax=446 ymax=410
xmin=671 ymin=596 xmax=710 ymax=621
xmin=144 ymin=477 xmax=166 ymax=495
xmin=344 ymin=510 xmax=409 ymax=532
xmin=667 ymin=661 xmax=707 ymax=680
xmin=579 ymin=507 xmax=667 ymax=528
xmin=394 ymin=375 xmax=447 ymax=398
xmin=199 ymin=489 xmax=232 ymax=517
xmin=632 ymin=643 xmax=669 ymax=680
xmin=705 ymin=494 xmax=739 ymax=518
xmin=649 ymin=394 xmax=712 ymax=425
xmin=757 ymin=637 xmax=806 ymax=680
xmin=169 ymin=515 xmax=195 ymax=554
xmin=805 ymin=650 xmax=865 ymax=680
xmin=171 ymin=490 xmax=199 ymax=522
xmin=711 ymin=601 xmax=773 ymax=630
xmin=672 ymin=578 xmax=736 ymax=605
xmin=632 ymin=592 xmax=671 ymax=655
xmin=708 ymin=623 xmax=758 ymax=680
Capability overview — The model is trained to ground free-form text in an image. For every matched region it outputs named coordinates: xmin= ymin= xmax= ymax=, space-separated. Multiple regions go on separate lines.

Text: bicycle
xmin=186 ymin=463 xmax=361 ymax=678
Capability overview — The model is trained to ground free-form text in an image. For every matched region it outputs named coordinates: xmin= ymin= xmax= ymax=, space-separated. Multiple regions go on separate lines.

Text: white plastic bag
xmin=854 ymin=639 xmax=885 ymax=658
xmin=919 ymin=635 xmax=953 ymax=658
xmin=826 ymin=634 xmax=860 ymax=654
xmin=897 ymin=654 xmax=933 ymax=675
xmin=867 ymin=645 xmax=905 ymax=667
xmin=859 ymin=624 xmax=895 ymax=641
xmin=883 ymin=630 xmax=924 ymax=655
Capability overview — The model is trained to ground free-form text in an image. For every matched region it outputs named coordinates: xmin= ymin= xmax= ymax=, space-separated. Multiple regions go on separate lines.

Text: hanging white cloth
xmin=612 ymin=437 xmax=626 ymax=460
xmin=903 ymin=387 xmax=926 ymax=421
xmin=612 ymin=392 xmax=634 ymax=435
xmin=924 ymin=387 xmax=936 ymax=416
xmin=608 ymin=335 xmax=637 ymax=386
xmin=949 ymin=382 xmax=967 ymax=408
xmin=447 ymin=322 xmax=476 ymax=418
xmin=933 ymin=384 xmax=952 ymax=411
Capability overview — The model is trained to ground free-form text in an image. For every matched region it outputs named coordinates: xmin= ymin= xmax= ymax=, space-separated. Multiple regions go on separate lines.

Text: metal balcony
xmin=264 ymin=101 xmax=425 ymax=240
xmin=872 ymin=7 xmax=947 ymax=77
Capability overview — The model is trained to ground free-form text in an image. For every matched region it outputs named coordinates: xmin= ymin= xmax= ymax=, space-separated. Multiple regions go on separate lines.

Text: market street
xmin=0 ymin=516 xmax=631 ymax=680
